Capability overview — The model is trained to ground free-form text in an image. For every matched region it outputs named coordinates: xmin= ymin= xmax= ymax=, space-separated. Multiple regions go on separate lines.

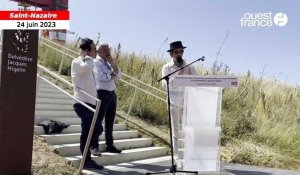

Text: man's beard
xmin=176 ymin=56 xmax=183 ymax=65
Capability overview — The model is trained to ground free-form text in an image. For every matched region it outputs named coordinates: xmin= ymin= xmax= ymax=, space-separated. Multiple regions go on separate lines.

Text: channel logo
xmin=273 ymin=12 xmax=288 ymax=27
xmin=240 ymin=12 xmax=288 ymax=27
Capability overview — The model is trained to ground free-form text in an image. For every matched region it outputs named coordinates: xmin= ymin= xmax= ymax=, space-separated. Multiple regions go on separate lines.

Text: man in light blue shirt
xmin=93 ymin=43 xmax=122 ymax=153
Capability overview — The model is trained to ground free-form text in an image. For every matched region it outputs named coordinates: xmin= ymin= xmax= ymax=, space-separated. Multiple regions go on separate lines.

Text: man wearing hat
xmin=161 ymin=41 xmax=198 ymax=159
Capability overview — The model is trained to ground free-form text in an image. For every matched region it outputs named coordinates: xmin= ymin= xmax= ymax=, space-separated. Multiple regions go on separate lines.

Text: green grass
xmin=38 ymin=41 xmax=300 ymax=170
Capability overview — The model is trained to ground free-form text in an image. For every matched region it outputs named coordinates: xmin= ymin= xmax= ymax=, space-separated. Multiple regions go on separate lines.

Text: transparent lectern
xmin=172 ymin=75 xmax=238 ymax=173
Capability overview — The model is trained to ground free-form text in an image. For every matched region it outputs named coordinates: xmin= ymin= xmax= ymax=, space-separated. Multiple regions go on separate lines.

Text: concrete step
xmin=34 ymin=124 xmax=127 ymax=135
xmin=34 ymin=76 xmax=169 ymax=170
xmin=81 ymin=156 xmax=171 ymax=175
xmin=37 ymin=92 xmax=72 ymax=99
xmin=35 ymin=110 xmax=77 ymax=118
xmin=35 ymin=104 xmax=74 ymax=111
xmin=55 ymin=138 xmax=153 ymax=157
xmin=35 ymin=117 xmax=81 ymax=125
xmin=40 ymin=130 xmax=139 ymax=145
xmin=67 ymin=147 xmax=168 ymax=167
xmin=36 ymin=97 xmax=74 ymax=105
xmin=37 ymin=87 xmax=64 ymax=94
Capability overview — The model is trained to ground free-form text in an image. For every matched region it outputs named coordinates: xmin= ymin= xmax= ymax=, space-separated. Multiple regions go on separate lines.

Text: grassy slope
xmin=32 ymin=136 xmax=78 ymax=175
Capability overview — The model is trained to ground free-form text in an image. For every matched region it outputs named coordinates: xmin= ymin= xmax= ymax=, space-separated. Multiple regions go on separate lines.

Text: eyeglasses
xmin=173 ymin=50 xmax=184 ymax=54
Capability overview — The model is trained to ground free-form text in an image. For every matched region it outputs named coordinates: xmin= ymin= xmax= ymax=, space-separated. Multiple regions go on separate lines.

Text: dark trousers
xmin=73 ymin=90 xmax=117 ymax=160
xmin=96 ymin=90 xmax=117 ymax=147
xmin=73 ymin=103 xmax=103 ymax=161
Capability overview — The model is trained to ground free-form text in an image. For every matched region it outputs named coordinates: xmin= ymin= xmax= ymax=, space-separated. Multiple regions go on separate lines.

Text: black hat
xmin=167 ymin=41 xmax=186 ymax=52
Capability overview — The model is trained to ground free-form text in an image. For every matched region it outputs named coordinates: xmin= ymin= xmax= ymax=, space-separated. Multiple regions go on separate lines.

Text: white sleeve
xmin=161 ymin=65 xmax=168 ymax=90
xmin=71 ymin=58 xmax=94 ymax=74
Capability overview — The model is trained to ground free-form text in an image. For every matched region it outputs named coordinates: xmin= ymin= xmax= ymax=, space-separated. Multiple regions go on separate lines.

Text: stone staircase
xmin=34 ymin=78 xmax=168 ymax=169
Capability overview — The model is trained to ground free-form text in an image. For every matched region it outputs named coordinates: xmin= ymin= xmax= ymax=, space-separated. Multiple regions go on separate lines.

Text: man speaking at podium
xmin=161 ymin=41 xmax=198 ymax=159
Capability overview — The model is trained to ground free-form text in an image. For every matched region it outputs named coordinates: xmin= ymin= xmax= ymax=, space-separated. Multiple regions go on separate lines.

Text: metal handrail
xmin=39 ymin=41 xmax=76 ymax=59
xmin=37 ymin=66 xmax=100 ymax=174
xmin=122 ymin=74 xmax=166 ymax=95
xmin=37 ymin=76 xmax=96 ymax=112
xmin=38 ymin=36 xmax=167 ymax=121
xmin=41 ymin=36 xmax=166 ymax=95
xmin=38 ymin=37 xmax=166 ymax=97
xmin=39 ymin=41 xmax=166 ymax=100
xmin=119 ymin=79 xmax=166 ymax=102
xmin=38 ymin=64 xmax=98 ymax=101
xmin=37 ymin=38 xmax=168 ymax=172
xmin=40 ymin=37 xmax=79 ymax=55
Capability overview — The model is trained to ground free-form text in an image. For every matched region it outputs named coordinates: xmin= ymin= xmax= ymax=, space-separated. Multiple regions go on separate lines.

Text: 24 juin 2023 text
xmin=17 ymin=21 xmax=56 ymax=29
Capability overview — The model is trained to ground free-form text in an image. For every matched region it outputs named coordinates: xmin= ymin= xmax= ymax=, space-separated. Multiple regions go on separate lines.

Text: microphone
xmin=157 ymin=56 xmax=206 ymax=82
xmin=197 ymin=56 xmax=205 ymax=61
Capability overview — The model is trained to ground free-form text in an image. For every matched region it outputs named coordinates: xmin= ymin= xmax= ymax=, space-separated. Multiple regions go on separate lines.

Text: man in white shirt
xmin=71 ymin=38 xmax=103 ymax=170
xmin=93 ymin=43 xmax=122 ymax=153
xmin=161 ymin=41 xmax=197 ymax=158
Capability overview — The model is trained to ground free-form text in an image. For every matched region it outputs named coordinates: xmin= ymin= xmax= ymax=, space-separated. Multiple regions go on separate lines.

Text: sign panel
xmin=174 ymin=75 xmax=238 ymax=87
xmin=0 ymin=11 xmax=70 ymax=29
xmin=0 ymin=30 xmax=38 ymax=174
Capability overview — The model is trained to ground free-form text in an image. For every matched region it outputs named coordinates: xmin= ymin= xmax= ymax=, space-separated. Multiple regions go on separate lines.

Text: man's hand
xmin=176 ymin=69 xmax=184 ymax=75
xmin=111 ymin=73 xmax=117 ymax=80
xmin=107 ymin=55 xmax=115 ymax=64
xmin=107 ymin=55 xmax=119 ymax=75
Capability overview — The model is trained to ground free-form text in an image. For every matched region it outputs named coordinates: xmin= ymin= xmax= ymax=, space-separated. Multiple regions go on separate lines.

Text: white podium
xmin=173 ymin=75 xmax=238 ymax=172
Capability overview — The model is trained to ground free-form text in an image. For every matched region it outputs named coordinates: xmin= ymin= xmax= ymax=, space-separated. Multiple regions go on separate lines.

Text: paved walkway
xmin=82 ymin=156 xmax=300 ymax=175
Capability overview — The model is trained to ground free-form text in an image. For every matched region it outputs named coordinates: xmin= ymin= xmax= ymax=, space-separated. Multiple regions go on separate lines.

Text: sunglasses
xmin=173 ymin=50 xmax=184 ymax=54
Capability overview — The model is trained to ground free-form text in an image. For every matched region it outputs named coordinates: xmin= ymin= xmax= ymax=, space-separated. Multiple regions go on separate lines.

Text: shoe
xmin=83 ymin=160 xmax=104 ymax=170
xmin=90 ymin=147 xmax=102 ymax=156
xmin=106 ymin=145 xmax=122 ymax=153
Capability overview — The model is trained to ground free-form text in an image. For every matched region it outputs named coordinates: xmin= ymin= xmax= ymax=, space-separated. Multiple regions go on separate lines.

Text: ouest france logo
xmin=240 ymin=12 xmax=288 ymax=27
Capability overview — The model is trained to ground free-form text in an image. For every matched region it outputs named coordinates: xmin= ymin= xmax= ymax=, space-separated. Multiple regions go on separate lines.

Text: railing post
xmin=36 ymin=69 xmax=44 ymax=94
xmin=58 ymin=48 xmax=66 ymax=75
xmin=78 ymin=100 xmax=101 ymax=174
xmin=126 ymin=86 xmax=138 ymax=123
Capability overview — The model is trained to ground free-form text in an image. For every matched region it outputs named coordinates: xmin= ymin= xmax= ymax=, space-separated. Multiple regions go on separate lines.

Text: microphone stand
xmin=146 ymin=56 xmax=205 ymax=175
